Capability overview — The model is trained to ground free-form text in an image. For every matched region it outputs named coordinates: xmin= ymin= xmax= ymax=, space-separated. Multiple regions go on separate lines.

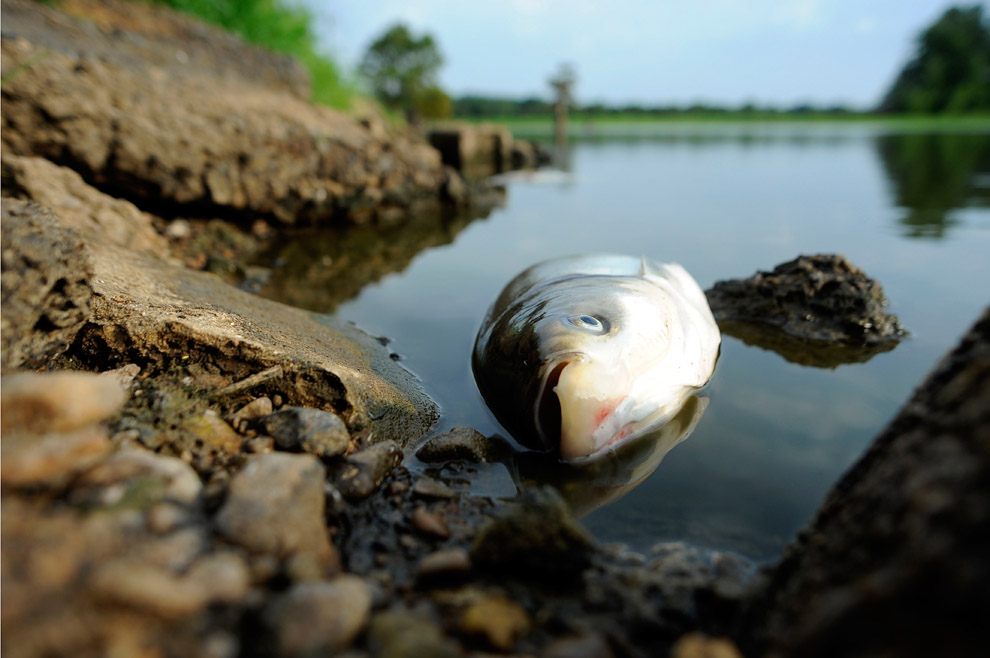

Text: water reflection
xmin=715 ymin=320 xmax=899 ymax=369
xmin=254 ymin=200 xmax=502 ymax=313
xmin=875 ymin=132 xmax=990 ymax=239
xmin=510 ymin=394 xmax=709 ymax=517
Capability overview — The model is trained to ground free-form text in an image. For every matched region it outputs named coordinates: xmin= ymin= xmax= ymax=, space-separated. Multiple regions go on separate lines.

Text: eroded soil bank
xmin=2 ymin=1 xmax=988 ymax=657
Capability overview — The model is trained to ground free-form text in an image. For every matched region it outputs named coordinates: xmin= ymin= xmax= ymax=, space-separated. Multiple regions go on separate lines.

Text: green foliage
xmin=359 ymin=23 xmax=445 ymax=119
xmin=880 ymin=5 xmax=990 ymax=114
xmin=149 ymin=0 xmax=355 ymax=109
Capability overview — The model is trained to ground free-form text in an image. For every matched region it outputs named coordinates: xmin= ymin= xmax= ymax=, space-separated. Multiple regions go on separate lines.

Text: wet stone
xmin=411 ymin=507 xmax=450 ymax=539
xmin=412 ymin=476 xmax=458 ymax=499
xmin=460 ymin=594 xmax=532 ymax=651
xmin=470 ymin=486 xmax=593 ymax=581
xmin=331 ymin=441 xmax=402 ymax=499
xmin=262 ymin=576 xmax=372 ymax=656
xmin=415 ymin=426 xmax=503 ymax=464
xmin=260 ymin=406 xmax=350 ymax=458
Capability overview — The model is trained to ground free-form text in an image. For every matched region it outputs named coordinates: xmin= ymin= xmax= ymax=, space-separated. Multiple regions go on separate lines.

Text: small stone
xmin=88 ymin=560 xmax=210 ymax=619
xmin=460 ymin=595 xmax=532 ymax=651
xmin=670 ymin=632 xmax=743 ymax=658
xmin=388 ymin=480 xmax=410 ymax=495
xmin=411 ymin=507 xmax=450 ymax=539
xmin=367 ymin=609 xmax=459 ymax=658
xmin=243 ymin=435 xmax=275 ymax=453
xmin=78 ymin=449 xmax=203 ymax=505
xmin=227 ymin=396 xmax=274 ymax=427
xmin=261 ymin=406 xmax=350 ymax=458
xmin=1 ymin=427 xmax=112 ymax=488
xmin=183 ymin=410 xmax=242 ymax=453
xmin=415 ymin=426 xmax=501 ymax=464
xmin=186 ymin=552 xmax=251 ymax=603
xmin=215 ymin=453 xmax=337 ymax=572
xmin=412 ymin=476 xmax=458 ymax=499
xmin=417 ymin=548 xmax=471 ymax=578
xmin=263 ymin=576 xmax=372 ymax=656
xmin=146 ymin=502 xmax=189 ymax=534
xmin=331 ymin=441 xmax=402 ymax=499
xmin=165 ymin=219 xmax=192 ymax=239
xmin=1 ymin=371 xmax=128 ymax=435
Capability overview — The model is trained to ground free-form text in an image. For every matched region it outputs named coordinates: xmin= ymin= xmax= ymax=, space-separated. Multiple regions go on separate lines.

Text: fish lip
xmin=533 ymin=352 xmax=584 ymax=452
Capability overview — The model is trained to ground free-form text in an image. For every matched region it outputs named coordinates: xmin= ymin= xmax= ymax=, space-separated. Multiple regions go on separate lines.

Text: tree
xmin=359 ymin=23 xmax=445 ymax=120
xmin=879 ymin=5 xmax=990 ymax=113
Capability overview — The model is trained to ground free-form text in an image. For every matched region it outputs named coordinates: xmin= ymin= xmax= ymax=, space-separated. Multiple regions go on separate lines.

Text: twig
xmin=209 ymin=365 xmax=283 ymax=399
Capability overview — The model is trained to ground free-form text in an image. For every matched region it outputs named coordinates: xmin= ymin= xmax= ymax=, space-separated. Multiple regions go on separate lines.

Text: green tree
xmin=359 ymin=23 xmax=445 ymax=120
xmin=879 ymin=5 xmax=990 ymax=113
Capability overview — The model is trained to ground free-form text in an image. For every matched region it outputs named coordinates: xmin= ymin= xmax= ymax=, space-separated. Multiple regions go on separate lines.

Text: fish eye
xmin=567 ymin=314 xmax=608 ymax=333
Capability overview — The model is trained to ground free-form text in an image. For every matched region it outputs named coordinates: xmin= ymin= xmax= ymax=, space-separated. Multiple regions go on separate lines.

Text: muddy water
xmin=266 ymin=123 xmax=990 ymax=561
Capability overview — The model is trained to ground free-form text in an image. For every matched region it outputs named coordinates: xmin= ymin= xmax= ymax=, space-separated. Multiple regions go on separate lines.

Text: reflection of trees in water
xmin=875 ymin=132 xmax=990 ymax=239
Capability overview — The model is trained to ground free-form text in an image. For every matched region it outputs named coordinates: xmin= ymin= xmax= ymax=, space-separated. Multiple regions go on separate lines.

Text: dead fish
xmin=472 ymin=254 xmax=721 ymax=462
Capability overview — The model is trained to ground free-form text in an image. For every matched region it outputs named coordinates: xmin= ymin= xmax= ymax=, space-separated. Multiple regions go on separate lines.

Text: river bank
xmin=2 ymin=1 xmax=989 ymax=657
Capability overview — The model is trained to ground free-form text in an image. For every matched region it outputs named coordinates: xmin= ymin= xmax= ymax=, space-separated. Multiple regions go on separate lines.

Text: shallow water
xmin=267 ymin=123 xmax=990 ymax=561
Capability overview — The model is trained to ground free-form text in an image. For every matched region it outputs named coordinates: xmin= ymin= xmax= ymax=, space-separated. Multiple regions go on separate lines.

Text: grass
xmin=147 ymin=0 xmax=358 ymax=109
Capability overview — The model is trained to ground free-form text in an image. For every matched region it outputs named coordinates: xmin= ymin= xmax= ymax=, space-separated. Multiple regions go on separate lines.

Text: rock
xmin=460 ymin=594 xmax=531 ymax=651
xmin=470 ymin=486 xmax=593 ymax=580
xmin=262 ymin=576 xmax=372 ymax=656
xmin=331 ymin=441 xmax=403 ymax=499
xmin=100 ymin=363 xmax=141 ymax=388
xmin=1 ymin=198 xmax=93 ymax=371
xmin=367 ymin=609 xmax=459 ymax=658
xmin=646 ymin=542 xmax=756 ymax=616
xmin=427 ymin=122 xmax=515 ymax=179
xmin=75 ymin=449 xmax=203 ymax=507
xmin=0 ymin=370 xmax=128 ymax=435
xmin=260 ymin=406 xmax=350 ymax=458
xmin=3 ymin=156 xmax=439 ymax=445
xmin=182 ymin=410 xmax=243 ymax=453
xmin=227 ymin=396 xmax=274 ymax=428
xmin=412 ymin=476 xmax=458 ymax=499
xmin=746 ymin=309 xmax=990 ymax=657
xmin=215 ymin=453 xmax=338 ymax=573
xmin=411 ymin=507 xmax=450 ymax=539
xmin=705 ymin=255 xmax=906 ymax=361
xmin=2 ymin=0 xmax=449 ymax=224
xmin=87 ymin=559 xmax=211 ymax=619
xmin=544 ymin=633 xmax=616 ymax=658
xmin=417 ymin=548 xmax=472 ymax=579
xmin=670 ymin=633 xmax=742 ymax=658
xmin=0 ymin=426 xmax=112 ymax=489
xmin=415 ymin=426 xmax=503 ymax=464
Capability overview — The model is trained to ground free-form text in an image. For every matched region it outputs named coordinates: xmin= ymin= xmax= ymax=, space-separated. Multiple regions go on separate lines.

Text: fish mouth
xmin=534 ymin=355 xmax=580 ymax=452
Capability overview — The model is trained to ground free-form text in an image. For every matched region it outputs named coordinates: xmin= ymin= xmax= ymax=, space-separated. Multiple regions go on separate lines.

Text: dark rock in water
xmin=1 ymin=199 xmax=93 ymax=371
xmin=262 ymin=576 xmax=372 ymax=656
xmin=470 ymin=486 xmax=593 ymax=580
xmin=744 ymin=308 xmax=990 ymax=657
xmin=415 ymin=426 xmax=507 ymax=464
xmin=331 ymin=441 xmax=403 ymax=499
xmin=215 ymin=453 xmax=338 ymax=574
xmin=705 ymin=254 xmax=906 ymax=363
xmin=261 ymin=406 xmax=350 ymax=458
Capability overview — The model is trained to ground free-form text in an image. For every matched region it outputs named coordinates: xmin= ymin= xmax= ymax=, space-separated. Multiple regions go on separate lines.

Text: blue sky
xmin=303 ymin=1 xmax=987 ymax=109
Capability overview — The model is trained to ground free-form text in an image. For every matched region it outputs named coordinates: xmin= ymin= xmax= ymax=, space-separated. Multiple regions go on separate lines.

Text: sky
xmin=303 ymin=0 xmax=988 ymax=109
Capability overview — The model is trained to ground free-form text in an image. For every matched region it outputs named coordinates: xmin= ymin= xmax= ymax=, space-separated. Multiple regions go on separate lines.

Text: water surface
xmin=266 ymin=123 xmax=990 ymax=561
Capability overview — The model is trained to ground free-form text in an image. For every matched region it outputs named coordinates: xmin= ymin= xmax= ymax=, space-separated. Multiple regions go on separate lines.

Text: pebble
xmin=215 ymin=453 xmax=337 ymax=572
xmin=412 ymin=476 xmax=458 ymax=499
xmin=88 ymin=559 xmax=210 ymax=619
xmin=182 ymin=409 xmax=243 ymax=453
xmin=417 ymin=548 xmax=471 ymax=578
xmin=367 ymin=609 xmax=459 ymax=658
xmin=1 ymin=370 xmax=128 ymax=435
xmin=670 ymin=632 xmax=743 ymax=658
xmin=227 ymin=396 xmax=273 ymax=428
xmin=1 ymin=427 xmax=112 ymax=488
xmin=99 ymin=363 xmax=141 ymax=388
xmin=262 ymin=576 xmax=372 ymax=656
xmin=185 ymin=552 xmax=251 ymax=603
xmin=261 ymin=406 xmax=350 ymax=458
xmin=331 ymin=441 xmax=402 ymax=499
xmin=544 ymin=633 xmax=616 ymax=658
xmin=411 ymin=507 xmax=450 ymax=539
xmin=78 ymin=449 xmax=203 ymax=505
xmin=460 ymin=594 xmax=532 ymax=651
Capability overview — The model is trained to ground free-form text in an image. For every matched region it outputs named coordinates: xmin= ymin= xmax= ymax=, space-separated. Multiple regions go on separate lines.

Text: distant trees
xmin=879 ymin=5 xmax=990 ymax=113
xmin=359 ymin=23 xmax=450 ymax=120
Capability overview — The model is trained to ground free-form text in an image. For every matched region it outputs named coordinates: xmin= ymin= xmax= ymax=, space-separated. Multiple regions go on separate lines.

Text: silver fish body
xmin=472 ymin=254 xmax=721 ymax=462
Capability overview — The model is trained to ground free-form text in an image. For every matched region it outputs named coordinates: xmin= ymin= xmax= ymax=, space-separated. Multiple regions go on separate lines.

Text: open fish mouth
xmin=533 ymin=355 xmax=579 ymax=452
